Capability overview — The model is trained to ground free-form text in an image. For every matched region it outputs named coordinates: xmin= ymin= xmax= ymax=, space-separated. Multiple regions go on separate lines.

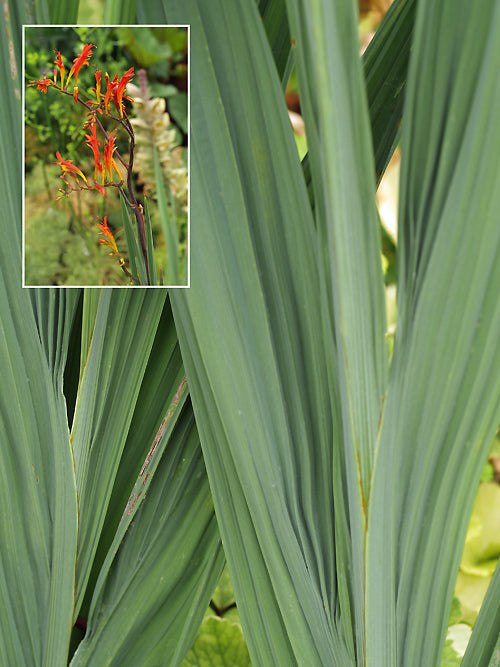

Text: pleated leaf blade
xmin=1 ymin=2 xmax=78 ymax=664
xmin=71 ymin=288 xmax=166 ymax=615
xmin=366 ymin=2 xmax=500 ymax=664
xmin=70 ymin=379 xmax=223 ymax=666
xmin=163 ymin=0 xmax=351 ymax=663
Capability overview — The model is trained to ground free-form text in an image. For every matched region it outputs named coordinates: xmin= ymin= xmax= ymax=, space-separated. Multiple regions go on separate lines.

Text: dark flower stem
xmin=121 ymin=114 xmax=150 ymax=284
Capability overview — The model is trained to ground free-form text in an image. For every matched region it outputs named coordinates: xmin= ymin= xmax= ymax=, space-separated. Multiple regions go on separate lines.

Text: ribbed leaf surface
xmin=366 ymin=2 xmax=500 ymax=665
xmin=5 ymin=0 xmax=499 ymax=664
xmin=0 ymin=283 xmax=79 ymax=667
xmin=70 ymin=290 xmax=223 ymax=663
xmin=161 ymin=0 xmax=353 ymax=664
xmin=258 ymin=0 xmax=292 ymax=85
xmin=71 ymin=289 xmax=166 ymax=615
xmin=29 ymin=289 xmax=81 ymax=380
xmin=164 ymin=0 xmax=500 ymax=664
xmin=284 ymin=0 xmax=388 ymax=658
xmin=78 ymin=296 xmax=187 ymax=620
xmin=363 ymin=0 xmax=416 ymax=183
xmin=300 ymin=0 xmax=416 ymax=200
xmin=5 ymin=2 xmax=222 ymax=665
xmin=103 ymin=0 xmax=137 ymax=23
xmin=1 ymin=5 xmax=78 ymax=665
xmin=71 ymin=381 xmax=223 ymax=666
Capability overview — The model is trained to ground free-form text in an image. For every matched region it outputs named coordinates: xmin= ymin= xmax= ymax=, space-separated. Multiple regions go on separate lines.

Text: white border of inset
xmin=22 ymin=24 xmax=190 ymax=289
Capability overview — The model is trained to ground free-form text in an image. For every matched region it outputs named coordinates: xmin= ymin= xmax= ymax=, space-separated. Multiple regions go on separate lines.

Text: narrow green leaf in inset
xmin=154 ymin=145 xmax=179 ymax=285
xmin=120 ymin=195 xmax=142 ymax=284
xmin=143 ymin=198 xmax=158 ymax=285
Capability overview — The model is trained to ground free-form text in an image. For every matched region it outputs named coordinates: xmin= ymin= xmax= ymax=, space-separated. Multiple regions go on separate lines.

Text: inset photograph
xmin=24 ymin=25 xmax=189 ymax=287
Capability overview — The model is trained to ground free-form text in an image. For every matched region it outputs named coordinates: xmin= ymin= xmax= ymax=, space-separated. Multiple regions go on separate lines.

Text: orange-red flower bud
xmin=94 ymin=182 xmax=107 ymax=197
xmin=97 ymin=215 xmax=119 ymax=255
xmin=84 ymin=120 xmax=102 ymax=182
xmin=29 ymin=76 xmax=53 ymax=93
xmin=53 ymin=151 xmax=87 ymax=183
xmin=53 ymin=50 xmax=65 ymax=88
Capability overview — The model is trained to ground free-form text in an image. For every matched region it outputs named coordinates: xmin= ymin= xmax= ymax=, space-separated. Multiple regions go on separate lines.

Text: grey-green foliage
xmin=2 ymin=0 xmax=500 ymax=665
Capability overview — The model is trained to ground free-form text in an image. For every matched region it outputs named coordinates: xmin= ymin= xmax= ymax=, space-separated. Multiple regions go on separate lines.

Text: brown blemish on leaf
xmin=139 ymin=375 xmax=187 ymax=477
xmin=123 ymin=376 xmax=188 ymax=519
xmin=126 ymin=490 xmax=143 ymax=516
xmin=3 ymin=0 xmax=19 ymax=94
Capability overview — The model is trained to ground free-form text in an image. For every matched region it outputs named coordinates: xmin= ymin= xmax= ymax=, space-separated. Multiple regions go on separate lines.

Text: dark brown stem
xmin=119 ymin=257 xmax=140 ymax=284
xmin=120 ymin=112 xmax=150 ymax=284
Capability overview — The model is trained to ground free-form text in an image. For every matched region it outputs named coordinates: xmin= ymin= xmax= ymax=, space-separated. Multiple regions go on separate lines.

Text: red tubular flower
xmin=114 ymin=67 xmax=135 ymax=117
xmin=94 ymin=182 xmax=107 ymax=197
xmin=97 ymin=215 xmax=118 ymax=255
xmin=53 ymin=151 xmax=87 ymax=183
xmin=29 ymin=76 xmax=53 ymax=93
xmin=103 ymin=73 xmax=119 ymax=115
xmin=84 ymin=120 xmax=102 ymax=181
xmin=66 ymin=43 xmax=95 ymax=90
xmin=103 ymin=131 xmax=123 ymax=184
xmin=53 ymin=50 xmax=65 ymax=88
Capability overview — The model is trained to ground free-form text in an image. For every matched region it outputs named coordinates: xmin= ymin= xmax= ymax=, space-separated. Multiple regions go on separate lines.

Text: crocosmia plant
xmin=28 ymin=43 xmax=152 ymax=285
